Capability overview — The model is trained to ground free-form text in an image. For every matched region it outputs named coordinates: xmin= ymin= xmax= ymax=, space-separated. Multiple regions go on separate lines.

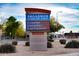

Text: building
xmin=64 ymin=33 xmax=79 ymax=38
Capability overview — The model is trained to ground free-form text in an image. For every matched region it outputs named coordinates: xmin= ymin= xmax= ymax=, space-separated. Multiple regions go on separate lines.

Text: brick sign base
xmin=29 ymin=32 xmax=47 ymax=51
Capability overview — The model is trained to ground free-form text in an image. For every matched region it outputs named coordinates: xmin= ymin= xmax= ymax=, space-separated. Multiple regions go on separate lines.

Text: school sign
xmin=25 ymin=8 xmax=51 ymax=50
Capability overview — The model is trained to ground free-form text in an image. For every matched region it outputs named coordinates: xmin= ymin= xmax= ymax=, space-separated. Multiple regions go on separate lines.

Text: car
xmin=47 ymin=33 xmax=66 ymax=40
xmin=53 ymin=34 xmax=66 ymax=40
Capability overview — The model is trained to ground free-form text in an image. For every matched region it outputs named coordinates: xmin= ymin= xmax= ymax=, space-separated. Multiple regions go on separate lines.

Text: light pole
xmin=56 ymin=11 xmax=62 ymax=23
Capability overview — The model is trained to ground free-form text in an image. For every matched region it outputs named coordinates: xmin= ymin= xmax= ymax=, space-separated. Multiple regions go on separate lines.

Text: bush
xmin=25 ymin=41 xmax=30 ymax=46
xmin=65 ymin=40 xmax=79 ymax=48
xmin=59 ymin=40 xmax=66 ymax=44
xmin=12 ymin=41 xmax=17 ymax=45
xmin=48 ymin=40 xmax=54 ymax=42
xmin=47 ymin=41 xmax=53 ymax=48
xmin=0 ymin=44 xmax=16 ymax=53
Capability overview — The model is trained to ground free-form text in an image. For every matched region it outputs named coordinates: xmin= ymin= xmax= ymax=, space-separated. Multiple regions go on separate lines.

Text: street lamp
xmin=56 ymin=11 xmax=62 ymax=23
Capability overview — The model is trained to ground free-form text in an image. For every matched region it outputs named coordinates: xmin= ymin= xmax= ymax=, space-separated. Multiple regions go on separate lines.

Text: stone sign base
xmin=29 ymin=32 xmax=47 ymax=51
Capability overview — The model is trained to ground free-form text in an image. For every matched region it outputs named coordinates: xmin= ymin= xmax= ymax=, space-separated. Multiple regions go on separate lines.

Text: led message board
xmin=26 ymin=14 xmax=50 ymax=21
xmin=25 ymin=8 xmax=51 ymax=32
xmin=26 ymin=21 xmax=50 ymax=31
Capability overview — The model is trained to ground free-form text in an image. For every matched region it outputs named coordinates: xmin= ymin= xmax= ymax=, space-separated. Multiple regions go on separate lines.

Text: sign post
xmin=25 ymin=8 xmax=51 ymax=50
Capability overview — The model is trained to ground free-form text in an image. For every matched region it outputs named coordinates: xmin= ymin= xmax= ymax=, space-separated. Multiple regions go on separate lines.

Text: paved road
xmin=0 ymin=40 xmax=26 ymax=45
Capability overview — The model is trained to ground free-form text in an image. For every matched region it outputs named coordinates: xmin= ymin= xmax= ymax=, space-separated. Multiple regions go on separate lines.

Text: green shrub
xmin=48 ymin=39 xmax=54 ymax=42
xmin=47 ymin=41 xmax=53 ymax=48
xmin=0 ymin=44 xmax=16 ymax=53
xmin=65 ymin=40 xmax=79 ymax=48
xmin=59 ymin=40 xmax=66 ymax=44
xmin=25 ymin=41 xmax=30 ymax=46
xmin=12 ymin=41 xmax=17 ymax=45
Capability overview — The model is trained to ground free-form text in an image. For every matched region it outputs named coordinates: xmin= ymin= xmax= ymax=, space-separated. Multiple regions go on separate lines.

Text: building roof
xmin=64 ymin=33 xmax=79 ymax=36
xmin=25 ymin=8 xmax=51 ymax=14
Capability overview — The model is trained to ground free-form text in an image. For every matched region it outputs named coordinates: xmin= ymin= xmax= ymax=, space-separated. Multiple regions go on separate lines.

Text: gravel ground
xmin=0 ymin=40 xmax=79 ymax=56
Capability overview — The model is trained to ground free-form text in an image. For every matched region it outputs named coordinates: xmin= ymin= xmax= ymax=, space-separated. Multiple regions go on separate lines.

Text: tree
xmin=50 ymin=16 xmax=64 ymax=32
xmin=16 ymin=21 xmax=26 ymax=38
xmin=0 ymin=24 xmax=2 ymax=30
xmin=69 ymin=30 xmax=73 ymax=38
xmin=5 ymin=16 xmax=20 ymax=38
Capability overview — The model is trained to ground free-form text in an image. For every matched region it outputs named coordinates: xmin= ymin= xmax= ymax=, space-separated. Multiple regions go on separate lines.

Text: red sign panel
xmin=32 ymin=32 xmax=44 ymax=35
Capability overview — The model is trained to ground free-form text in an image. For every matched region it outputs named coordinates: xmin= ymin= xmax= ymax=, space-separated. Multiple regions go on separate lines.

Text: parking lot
xmin=0 ymin=39 xmax=79 ymax=56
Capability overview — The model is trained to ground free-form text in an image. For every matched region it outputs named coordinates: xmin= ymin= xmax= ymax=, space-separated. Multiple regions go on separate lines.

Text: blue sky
xmin=0 ymin=3 xmax=79 ymax=33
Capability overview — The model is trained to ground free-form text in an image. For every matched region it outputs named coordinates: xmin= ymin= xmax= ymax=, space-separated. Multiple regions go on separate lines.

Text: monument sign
xmin=25 ymin=8 xmax=51 ymax=50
